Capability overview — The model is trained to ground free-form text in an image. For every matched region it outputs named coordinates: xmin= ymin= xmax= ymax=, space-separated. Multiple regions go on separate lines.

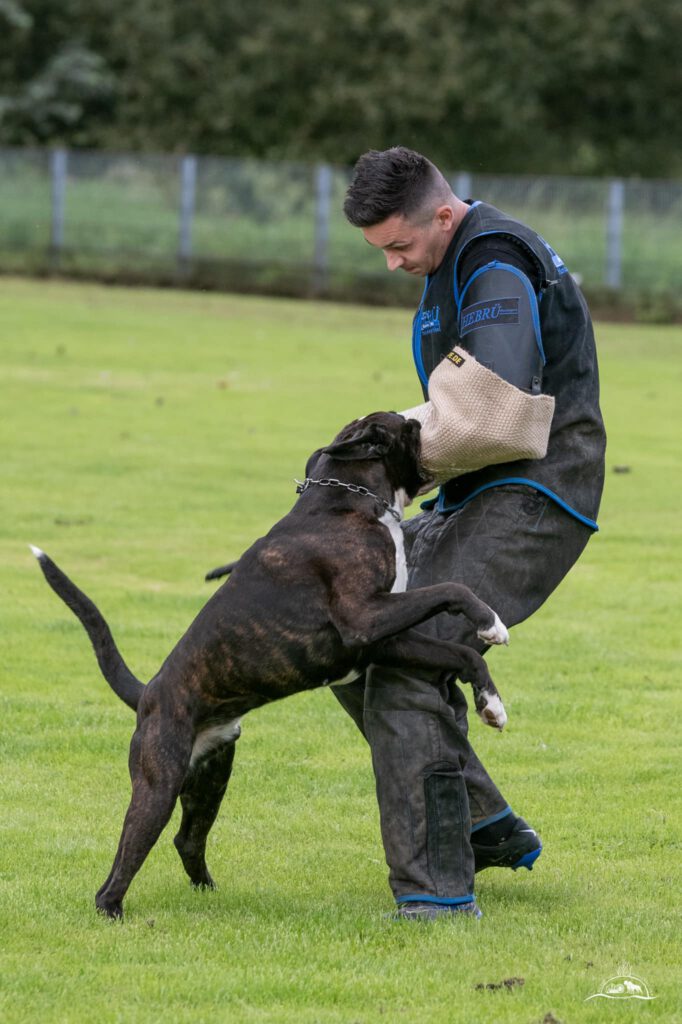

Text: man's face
xmin=362 ymin=206 xmax=456 ymax=277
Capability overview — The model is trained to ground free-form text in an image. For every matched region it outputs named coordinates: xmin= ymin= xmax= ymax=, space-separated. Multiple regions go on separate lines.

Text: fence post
xmin=452 ymin=171 xmax=472 ymax=199
xmin=605 ymin=179 xmax=624 ymax=290
xmin=50 ymin=147 xmax=68 ymax=266
xmin=178 ymin=154 xmax=197 ymax=273
xmin=313 ymin=163 xmax=333 ymax=294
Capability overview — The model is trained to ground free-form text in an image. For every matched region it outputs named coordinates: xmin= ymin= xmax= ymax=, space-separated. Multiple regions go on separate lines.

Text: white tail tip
xmin=29 ymin=544 xmax=46 ymax=559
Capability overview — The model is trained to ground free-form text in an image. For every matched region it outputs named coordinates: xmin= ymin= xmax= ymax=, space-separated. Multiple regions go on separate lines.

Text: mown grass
xmin=1 ymin=278 xmax=681 ymax=1023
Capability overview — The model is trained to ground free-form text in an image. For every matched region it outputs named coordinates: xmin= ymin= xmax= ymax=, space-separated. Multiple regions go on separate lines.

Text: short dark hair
xmin=343 ymin=147 xmax=449 ymax=227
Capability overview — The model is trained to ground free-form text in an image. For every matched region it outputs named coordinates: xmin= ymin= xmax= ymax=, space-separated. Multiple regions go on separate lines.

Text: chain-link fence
xmin=1 ymin=146 xmax=680 ymax=310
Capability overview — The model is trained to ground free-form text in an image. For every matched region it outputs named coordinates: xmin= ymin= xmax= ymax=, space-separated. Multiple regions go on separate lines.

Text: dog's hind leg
xmin=174 ymin=740 xmax=237 ymax=888
xmin=95 ymin=715 xmax=193 ymax=920
xmin=370 ymin=630 xmax=507 ymax=730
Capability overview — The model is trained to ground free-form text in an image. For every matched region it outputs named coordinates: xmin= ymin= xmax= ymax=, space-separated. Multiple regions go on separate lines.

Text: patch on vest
xmin=420 ymin=305 xmax=441 ymax=335
xmin=446 ymin=350 xmax=465 ymax=367
xmin=460 ymin=297 xmax=519 ymax=335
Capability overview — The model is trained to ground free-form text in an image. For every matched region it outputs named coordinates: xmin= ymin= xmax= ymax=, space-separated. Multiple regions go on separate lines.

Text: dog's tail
xmin=30 ymin=545 xmax=144 ymax=711
xmin=205 ymin=560 xmax=237 ymax=582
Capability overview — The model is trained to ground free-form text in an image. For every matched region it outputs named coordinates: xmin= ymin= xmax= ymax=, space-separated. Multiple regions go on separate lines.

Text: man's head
xmin=343 ymin=147 xmax=467 ymax=276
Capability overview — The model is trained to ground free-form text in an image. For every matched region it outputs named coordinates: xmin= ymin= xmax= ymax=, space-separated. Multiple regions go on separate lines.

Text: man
xmin=332 ymin=147 xmax=606 ymax=920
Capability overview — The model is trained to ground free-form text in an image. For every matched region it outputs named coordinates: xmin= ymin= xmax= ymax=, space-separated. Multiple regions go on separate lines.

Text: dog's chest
xmin=190 ymin=719 xmax=241 ymax=767
xmin=379 ymin=510 xmax=407 ymax=593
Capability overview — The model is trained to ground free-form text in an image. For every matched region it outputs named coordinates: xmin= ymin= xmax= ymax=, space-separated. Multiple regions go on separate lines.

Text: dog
xmin=32 ymin=412 xmax=508 ymax=920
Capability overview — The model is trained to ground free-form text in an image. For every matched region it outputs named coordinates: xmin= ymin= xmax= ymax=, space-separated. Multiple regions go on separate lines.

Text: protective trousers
xmin=331 ymin=484 xmax=592 ymax=902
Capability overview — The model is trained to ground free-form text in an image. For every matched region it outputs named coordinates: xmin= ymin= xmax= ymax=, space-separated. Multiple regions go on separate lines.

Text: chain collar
xmin=294 ymin=477 xmax=402 ymax=524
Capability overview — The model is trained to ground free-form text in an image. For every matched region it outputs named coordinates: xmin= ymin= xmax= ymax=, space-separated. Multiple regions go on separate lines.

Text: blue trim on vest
xmin=453 ymin=226 xmax=546 ymax=306
xmin=396 ymin=894 xmax=475 ymax=905
xmin=428 ymin=478 xmax=599 ymax=531
xmin=458 ymin=261 xmax=545 ymax=365
xmin=412 ymin=275 xmax=431 ymax=389
xmin=537 ymin=233 xmax=568 ymax=275
xmin=471 ymin=806 xmax=513 ymax=832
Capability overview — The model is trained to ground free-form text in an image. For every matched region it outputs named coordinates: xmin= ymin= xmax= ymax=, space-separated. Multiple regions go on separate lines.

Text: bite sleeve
xmin=401 ymin=347 xmax=555 ymax=482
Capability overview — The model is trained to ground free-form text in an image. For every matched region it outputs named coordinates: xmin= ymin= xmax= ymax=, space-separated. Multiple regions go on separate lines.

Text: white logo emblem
xmin=585 ymin=973 xmax=656 ymax=1001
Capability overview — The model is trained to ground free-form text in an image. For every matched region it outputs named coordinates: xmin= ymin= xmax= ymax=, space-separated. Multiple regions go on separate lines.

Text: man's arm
xmin=402 ymin=235 xmax=554 ymax=482
xmin=402 ymin=347 xmax=554 ymax=482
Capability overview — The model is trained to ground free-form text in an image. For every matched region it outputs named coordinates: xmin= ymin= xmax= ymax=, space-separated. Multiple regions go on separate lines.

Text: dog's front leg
xmin=331 ymin=583 xmax=508 ymax=648
xmin=369 ymin=629 xmax=507 ymax=730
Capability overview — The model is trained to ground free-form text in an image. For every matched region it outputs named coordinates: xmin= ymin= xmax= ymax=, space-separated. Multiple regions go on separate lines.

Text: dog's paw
xmin=477 ymin=692 xmax=508 ymax=731
xmin=95 ymin=896 xmax=123 ymax=920
xmin=477 ymin=611 xmax=509 ymax=646
xmin=191 ymin=876 xmax=217 ymax=891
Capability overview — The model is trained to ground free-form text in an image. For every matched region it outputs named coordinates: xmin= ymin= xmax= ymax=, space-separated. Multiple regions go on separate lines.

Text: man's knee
xmin=364 ymin=662 xmax=447 ymax=714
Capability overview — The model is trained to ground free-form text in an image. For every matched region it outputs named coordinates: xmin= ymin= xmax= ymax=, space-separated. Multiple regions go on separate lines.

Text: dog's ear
xmin=304 ymin=447 xmax=325 ymax=477
xmin=322 ymin=424 xmax=393 ymax=462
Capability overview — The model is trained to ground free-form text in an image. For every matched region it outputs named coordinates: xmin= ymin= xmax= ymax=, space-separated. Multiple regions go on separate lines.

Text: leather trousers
xmin=331 ymin=485 xmax=591 ymax=901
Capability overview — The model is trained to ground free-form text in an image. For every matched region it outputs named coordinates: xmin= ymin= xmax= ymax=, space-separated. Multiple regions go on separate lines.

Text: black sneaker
xmin=393 ymin=901 xmax=483 ymax=921
xmin=472 ymin=816 xmax=542 ymax=872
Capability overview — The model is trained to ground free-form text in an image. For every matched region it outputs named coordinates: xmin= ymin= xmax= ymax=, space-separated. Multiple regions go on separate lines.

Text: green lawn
xmin=1 ymin=278 xmax=680 ymax=1023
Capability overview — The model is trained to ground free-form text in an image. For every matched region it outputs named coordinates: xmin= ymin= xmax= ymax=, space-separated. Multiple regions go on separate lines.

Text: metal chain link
xmin=294 ymin=477 xmax=401 ymax=523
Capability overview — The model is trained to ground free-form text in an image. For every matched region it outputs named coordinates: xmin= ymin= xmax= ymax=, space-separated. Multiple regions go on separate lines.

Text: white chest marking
xmin=324 ymin=669 xmax=360 ymax=687
xmin=380 ymin=490 xmax=407 ymax=594
xmin=190 ymin=719 xmax=241 ymax=767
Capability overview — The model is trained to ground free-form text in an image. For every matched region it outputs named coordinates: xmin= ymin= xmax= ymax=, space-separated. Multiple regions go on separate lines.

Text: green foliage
xmin=634 ymin=289 xmax=679 ymax=324
xmin=1 ymin=0 xmax=681 ymax=175
xmin=0 ymin=2 xmax=114 ymax=143
xmin=0 ymin=45 xmax=114 ymax=141
xmin=1 ymin=278 xmax=681 ymax=1023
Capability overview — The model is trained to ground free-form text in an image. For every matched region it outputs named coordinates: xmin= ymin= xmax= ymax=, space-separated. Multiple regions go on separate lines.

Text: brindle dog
xmin=32 ymin=412 xmax=508 ymax=920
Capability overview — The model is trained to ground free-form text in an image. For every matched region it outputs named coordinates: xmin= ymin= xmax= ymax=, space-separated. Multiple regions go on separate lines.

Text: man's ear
xmin=435 ymin=204 xmax=455 ymax=231
xmin=322 ymin=424 xmax=393 ymax=461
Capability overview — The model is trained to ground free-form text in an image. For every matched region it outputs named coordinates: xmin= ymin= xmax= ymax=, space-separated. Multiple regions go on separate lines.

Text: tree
xmin=1 ymin=0 xmax=680 ymax=176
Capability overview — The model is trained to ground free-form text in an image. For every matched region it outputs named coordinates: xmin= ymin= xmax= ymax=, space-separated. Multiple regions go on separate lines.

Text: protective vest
xmin=413 ymin=201 xmax=606 ymax=528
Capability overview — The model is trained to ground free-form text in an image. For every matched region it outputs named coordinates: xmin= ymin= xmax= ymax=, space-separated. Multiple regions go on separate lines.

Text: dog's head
xmin=306 ymin=412 xmax=426 ymax=499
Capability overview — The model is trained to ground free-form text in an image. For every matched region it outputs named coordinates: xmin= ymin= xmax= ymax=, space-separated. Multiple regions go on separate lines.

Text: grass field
xmin=1 ymin=277 xmax=681 ymax=1024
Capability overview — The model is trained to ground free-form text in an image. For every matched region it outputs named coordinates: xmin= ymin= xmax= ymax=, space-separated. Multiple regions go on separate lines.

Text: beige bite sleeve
xmin=401 ymin=347 xmax=555 ymax=482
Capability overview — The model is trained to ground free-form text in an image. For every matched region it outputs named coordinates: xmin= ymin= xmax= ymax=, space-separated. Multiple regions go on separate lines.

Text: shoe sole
xmin=391 ymin=905 xmax=483 ymax=921
xmin=511 ymin=844 xmax=543 ymax=871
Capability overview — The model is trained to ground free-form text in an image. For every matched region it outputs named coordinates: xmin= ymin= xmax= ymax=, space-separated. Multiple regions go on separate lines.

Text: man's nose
xmin=385 ymin=251 xmax=403 ymax=271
